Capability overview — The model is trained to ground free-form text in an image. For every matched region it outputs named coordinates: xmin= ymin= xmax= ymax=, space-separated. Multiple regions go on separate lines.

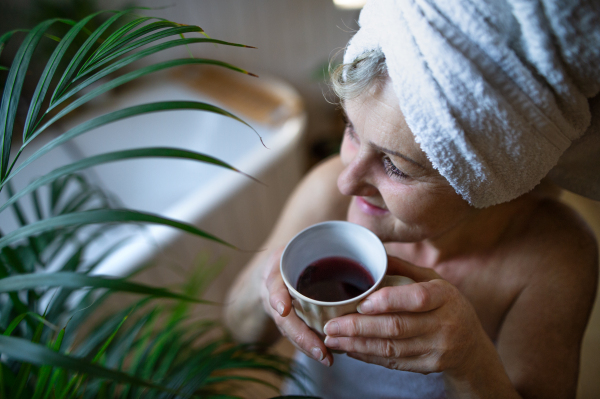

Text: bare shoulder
xmin=495 ymin=197 xmax=598 ymax=396
xmin=505 ymin=197 xmax=598 ymax=306
xmin=521 ymin=197 xmax=598 ymax=284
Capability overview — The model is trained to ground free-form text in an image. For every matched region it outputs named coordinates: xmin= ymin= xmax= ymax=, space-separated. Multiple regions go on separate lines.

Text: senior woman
xmin=225 ymin=0 xmax=600 ymax=397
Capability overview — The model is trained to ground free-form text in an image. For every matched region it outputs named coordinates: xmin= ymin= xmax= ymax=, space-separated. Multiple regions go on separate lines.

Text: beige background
xmin=561 ymin=193 xmax=600 ymax=398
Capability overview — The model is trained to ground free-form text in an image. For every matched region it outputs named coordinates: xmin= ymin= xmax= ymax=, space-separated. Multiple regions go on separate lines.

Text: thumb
xmin=386 ymin=254 xmax=440 ymax=282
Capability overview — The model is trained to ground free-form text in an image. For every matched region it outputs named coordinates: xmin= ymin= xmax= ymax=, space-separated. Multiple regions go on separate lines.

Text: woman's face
xmin=338 ymin=79 xmax=476 ymax=243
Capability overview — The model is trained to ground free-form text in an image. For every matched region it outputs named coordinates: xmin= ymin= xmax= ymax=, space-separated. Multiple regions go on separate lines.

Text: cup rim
xmin=280 ymin=220 xmax=387 ymax=306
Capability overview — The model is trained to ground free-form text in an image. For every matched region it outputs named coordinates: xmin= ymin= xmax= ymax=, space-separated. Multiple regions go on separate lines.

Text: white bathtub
xmin=1 ymin=72 xmax=306 ymax=304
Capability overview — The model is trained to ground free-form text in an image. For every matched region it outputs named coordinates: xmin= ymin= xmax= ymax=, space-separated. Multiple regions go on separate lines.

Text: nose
xmin=337 ymin=153 xmax=379 ymax=197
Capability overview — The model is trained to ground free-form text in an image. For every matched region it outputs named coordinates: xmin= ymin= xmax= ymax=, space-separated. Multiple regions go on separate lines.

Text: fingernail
xmin=324 ymin=337 xmax=339 ymax=349
xmin=320 ymin=357 xmax=331 ymax=367
xmin=358 ymin=299 xmax=373 ymax=314
xmin=277 ymin=301 xmax=285 ymax=316
xmin=324 ymin=321 xmax=339 ymax=336
xmin=311 ymin=347 xmax=324 ymax=362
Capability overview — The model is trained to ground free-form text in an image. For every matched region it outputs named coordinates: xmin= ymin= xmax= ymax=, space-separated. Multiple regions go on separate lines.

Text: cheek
xmin=380 ymin=183 xmax=421 ymax=219
xmin=381 ymin=182 xmax=469 ymax=230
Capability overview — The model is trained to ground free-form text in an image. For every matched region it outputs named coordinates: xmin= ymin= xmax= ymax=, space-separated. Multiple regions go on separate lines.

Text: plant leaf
xmin=3 ymin=312 xmax=58 ymax=337
xmin=0 ymin=335 xmax=192 ymax=397
xmin=14 ymin=320 xmax=44 ymax=398
xmin=0 ymin=19 xmax=65 ymax=180
xmin=94 ymin=20 xmax=188 ymax=58
xmin=80 ymin=22 xmax=198 ymax=75
xmin=0 ymin=272 xmax=214 ymax=303
xmin=81 ymin=28 xmax=251 ymax=81
xmin=81 ymin=16 xmax=156 ymax=70
xmin=0 ymin=29 xmax=29 ymax=59
xmin=0 ymin=147 xmax=254 ymax=215
xmin=44 ymin=55 xmax=256 ymax=125
xmin=49 ymin=9 xmax=133 ymax=103
xmin=3 ymin=100 xmax=258 ymax=189
xmin=22 ymin=12 xmax=101 ymax=140
xmin=0 ymin=208 xmax=235 ymax=249
xmin=32 ymin=327 xmax=66 ymax=399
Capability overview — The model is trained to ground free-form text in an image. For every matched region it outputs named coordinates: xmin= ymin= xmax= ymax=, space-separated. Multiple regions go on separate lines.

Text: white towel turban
xmin=344 ymin=0 xmax=600 ymax=208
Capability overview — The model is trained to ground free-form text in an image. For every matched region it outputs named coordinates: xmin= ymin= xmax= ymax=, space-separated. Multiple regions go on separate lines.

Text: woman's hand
xmin=260 ymin=248 xmax=334 ymax=367
xmin=323 ymin=255 xmax=489 ymax=377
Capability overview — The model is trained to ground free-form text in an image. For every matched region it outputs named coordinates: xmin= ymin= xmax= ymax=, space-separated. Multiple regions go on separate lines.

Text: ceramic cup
xmin=280 ymin=221 xmax=415 ymax=335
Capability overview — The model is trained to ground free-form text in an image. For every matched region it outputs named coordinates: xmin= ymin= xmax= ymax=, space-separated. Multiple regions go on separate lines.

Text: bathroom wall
xmin=125 ymin=0 xmax=358 ymax=155
xmin=0 ymin=0 xmax=358 ymax=160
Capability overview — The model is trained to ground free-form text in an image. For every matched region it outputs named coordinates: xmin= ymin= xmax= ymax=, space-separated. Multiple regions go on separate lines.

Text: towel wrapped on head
xmin=344 ymin=0 xmax=600 ymax=208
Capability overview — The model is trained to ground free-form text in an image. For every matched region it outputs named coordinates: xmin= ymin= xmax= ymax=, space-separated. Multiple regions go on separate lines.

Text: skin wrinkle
xmin=225 ymin=65 xmax=597 ymax=398
xmin=339 ymin=78 xmax=497 ymax=252
xmin=369 ymin=142 xmax=427 ymax=169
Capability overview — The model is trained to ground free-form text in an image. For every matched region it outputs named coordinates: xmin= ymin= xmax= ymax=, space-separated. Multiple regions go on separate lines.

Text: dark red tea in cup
xmin=296 ymin=256 xmax=375 ymax=302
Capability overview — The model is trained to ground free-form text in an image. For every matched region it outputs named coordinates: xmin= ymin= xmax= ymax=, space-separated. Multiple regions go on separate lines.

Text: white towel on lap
xmin=345 ymin=0 xmax=600 ymax=207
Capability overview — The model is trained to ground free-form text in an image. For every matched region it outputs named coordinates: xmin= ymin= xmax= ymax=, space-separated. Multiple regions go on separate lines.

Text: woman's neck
xmin=397 ymin=195 xmax=538 ymax=267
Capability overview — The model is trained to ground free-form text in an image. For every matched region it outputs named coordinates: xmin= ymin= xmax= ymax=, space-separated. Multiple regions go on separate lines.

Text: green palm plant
xmin=0 ymin=8 xmax=313 ymax=399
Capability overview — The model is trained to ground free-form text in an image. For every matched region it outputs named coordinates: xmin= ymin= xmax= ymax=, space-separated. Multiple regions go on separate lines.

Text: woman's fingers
xmin=274 ymin=309 xmax=333 ymax=367
xmin=263 ymin=249 xmax=292 ymax=317
xmin=386 ymin=255 xmax=440 ymax=282
xmin=324 ymin=335 xmax=429 ymax=360
xmin=324 ymin=311 xmax=435 ymax=339
xmin=261 ymin=248 xmax=333 ymax=367
xmin=358 ymin=279 xmax=448 ymax=315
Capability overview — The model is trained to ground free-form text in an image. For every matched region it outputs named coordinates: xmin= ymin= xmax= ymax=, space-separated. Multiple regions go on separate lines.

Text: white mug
xmin=280 ymin=221 xmax=414 ymax=335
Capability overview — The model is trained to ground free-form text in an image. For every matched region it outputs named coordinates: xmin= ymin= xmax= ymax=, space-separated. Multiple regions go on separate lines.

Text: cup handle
xmin=380 ymin=275 xmax=416 ymax=288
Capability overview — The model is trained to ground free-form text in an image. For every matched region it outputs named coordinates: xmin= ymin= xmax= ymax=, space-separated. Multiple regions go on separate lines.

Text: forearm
xmin=224 ymin=255 xmax=280 ymax=344
xmin=443 ymin=330 xmax=521 ymax=399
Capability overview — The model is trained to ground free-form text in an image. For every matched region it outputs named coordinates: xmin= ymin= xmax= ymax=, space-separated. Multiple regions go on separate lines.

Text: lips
xmin=355 ymin=196 xmax=389 ymax=216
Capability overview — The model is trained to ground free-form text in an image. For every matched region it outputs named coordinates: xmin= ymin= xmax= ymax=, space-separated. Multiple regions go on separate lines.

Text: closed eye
xmin=383 ymin=156 xmax=409 ymax=179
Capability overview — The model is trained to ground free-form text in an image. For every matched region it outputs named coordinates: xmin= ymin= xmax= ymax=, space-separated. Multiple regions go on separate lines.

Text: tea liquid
xmin=296 ymin=256 xmax=374 ymax=302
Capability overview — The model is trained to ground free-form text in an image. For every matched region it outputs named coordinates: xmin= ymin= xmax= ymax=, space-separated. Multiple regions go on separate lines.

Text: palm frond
xmin=0 ymin=147 xmax=256 ymax=215
xmin=1 ymin=21 xmax=54 ymax=179
xmin=3 ymin=100 xmax=257 ymax=191
xmin=0 ymin=8 xmax=303 ymax=399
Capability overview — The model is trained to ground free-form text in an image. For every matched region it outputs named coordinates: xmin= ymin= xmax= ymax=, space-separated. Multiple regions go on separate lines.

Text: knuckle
xmin=292 ymin=332 xmax=305 ymax=348
xmin=381 ymin=340 xmax=399 ymax=358
xmin=376 ymin=289 xmax=393 ymax=312
xmin=412 ymin=285 xmax=431 ymax=310
xmin=348 ymin=317 xmax=362 ymax=336
xmin=389 ymin=316 xmax=407 ymax=337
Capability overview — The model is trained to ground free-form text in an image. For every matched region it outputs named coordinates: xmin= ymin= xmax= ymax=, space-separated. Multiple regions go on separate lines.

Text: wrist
xmin=443 ymin=330 xmax=519 ymax=398
xmin=447 ymin=324 xmax=491 ymax=379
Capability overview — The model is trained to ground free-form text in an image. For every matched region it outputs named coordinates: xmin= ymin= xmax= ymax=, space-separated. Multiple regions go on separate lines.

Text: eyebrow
xmin=342 ymin=111 xmax=427 ymax=170
xmin=370 ymin=142 xmax=427 ymax=169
